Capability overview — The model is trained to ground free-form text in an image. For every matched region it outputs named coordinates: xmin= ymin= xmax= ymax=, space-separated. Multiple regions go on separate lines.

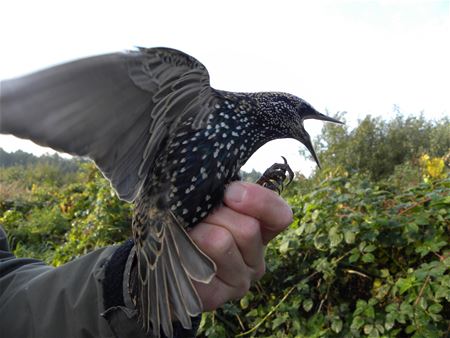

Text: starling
xmin=0 ymin=47 xmax=342 ymax=337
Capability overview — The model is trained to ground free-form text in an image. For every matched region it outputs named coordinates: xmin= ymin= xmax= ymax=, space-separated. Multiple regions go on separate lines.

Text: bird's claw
xmin=256 ymin=156 xmax=294 ymax=194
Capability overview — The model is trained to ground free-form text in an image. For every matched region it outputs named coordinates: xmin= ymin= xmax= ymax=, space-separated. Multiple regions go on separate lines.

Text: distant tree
xmin=240 ymin=169 xmax=262 ymax=183
xmin=0 ymin=148 xmax=85 ymax=173
xmin=0 ymin=148 xmax=90 ymax=191
xmin=0 ymin=148 xmax=36 ymax=167
xmin=307 ymin=113 xmax=450 ymax=180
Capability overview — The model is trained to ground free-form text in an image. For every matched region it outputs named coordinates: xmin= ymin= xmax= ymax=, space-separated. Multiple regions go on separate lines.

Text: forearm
xmin=1 ymin=244 xmax=118 ymax=337
xmin=0 ymin=238 xmax=199 ymax=338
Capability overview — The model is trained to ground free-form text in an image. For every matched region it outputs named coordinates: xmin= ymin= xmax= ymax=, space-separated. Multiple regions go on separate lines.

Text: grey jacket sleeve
xmin=0 ymin=226 xmax=200 ymax=338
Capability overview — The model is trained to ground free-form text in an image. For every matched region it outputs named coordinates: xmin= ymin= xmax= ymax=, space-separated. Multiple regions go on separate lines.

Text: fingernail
xmin=226 ymin=182 xmax=246 ymax=203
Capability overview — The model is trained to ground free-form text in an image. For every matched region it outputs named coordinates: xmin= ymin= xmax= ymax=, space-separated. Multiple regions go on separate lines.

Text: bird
xmin=0 ymin=47 xmax=342 ymax=337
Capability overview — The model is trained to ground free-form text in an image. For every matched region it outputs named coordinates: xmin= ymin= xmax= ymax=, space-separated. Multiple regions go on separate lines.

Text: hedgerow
xmin=199 ymin=175 xmax=449 ymax=337
xmin=1 ymin=162 xmax=448 ymax=337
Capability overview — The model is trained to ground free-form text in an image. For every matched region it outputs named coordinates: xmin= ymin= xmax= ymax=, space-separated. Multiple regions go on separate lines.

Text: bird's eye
xmin=296 ymin=101 xmax=311 ymax=112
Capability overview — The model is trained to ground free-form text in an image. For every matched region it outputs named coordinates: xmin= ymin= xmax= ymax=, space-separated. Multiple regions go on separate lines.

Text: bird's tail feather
xmin=135 ymin=210 xmax=216 ymax=337
xmin=167 ymin=211 xmax=217 ymax=283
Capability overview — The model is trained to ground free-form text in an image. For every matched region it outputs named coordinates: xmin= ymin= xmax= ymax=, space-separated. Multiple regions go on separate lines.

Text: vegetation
xmin=0 ymin=148 xmax=84 ymax=172
xmin=305 ymin=113 xmax=449 ymax=181
xmin=0 ymin=114 xmax=449 ymax=337
xmin=200 ymin=174 xmax=449 ymax=337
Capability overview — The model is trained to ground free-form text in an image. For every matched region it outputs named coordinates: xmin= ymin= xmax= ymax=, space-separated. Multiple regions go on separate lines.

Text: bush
xmin=198 ymin=175 xmax=449 ymax=337
xmin=310 ymin=113 xmax=450 ymax=181
xmin=0 ymin=162 xmax=132 ymax=265
xmin=1 ymin=152 xmax=448 ymax=337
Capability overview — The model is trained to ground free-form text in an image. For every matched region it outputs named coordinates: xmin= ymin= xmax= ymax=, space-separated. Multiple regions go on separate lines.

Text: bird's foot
xmin=256 ymin=156 xmax=294 ymax=194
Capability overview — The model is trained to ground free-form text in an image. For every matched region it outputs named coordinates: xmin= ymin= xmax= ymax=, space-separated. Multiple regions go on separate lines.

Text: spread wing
xmin=0 ymin=47 xmax=217 ymax=202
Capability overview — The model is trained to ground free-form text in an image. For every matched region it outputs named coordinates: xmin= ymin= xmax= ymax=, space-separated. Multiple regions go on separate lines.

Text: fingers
xmin=189 ymin=222 xmax=255 ymax=311
xmin=194 ymin=277 xmax=240 ymax=311
xmin=204 ymin=206 xmax=265 ymax=277
xmin=190 ymin=222 xmax=249 ymax=287
xmin=190 ymin=181 xmax=293 ymax=311
xmin=223 ymin=182 xmax=293 ymax=244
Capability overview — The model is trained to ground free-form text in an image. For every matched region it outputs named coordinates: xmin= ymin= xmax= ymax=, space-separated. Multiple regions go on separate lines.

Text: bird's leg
xmin=256 ymin=156 xmax=294 ymax=194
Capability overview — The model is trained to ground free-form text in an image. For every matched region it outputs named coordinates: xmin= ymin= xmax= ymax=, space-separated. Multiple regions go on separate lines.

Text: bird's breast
xmin=160 ymin=99 xmax=261 ymax=227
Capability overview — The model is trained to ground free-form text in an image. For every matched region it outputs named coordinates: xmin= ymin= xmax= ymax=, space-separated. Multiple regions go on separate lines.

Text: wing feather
xmin=1 ymin=47 xmax=221 ymax=336
xmin=135 ymin=208 xmax=215 ymax=337
xmin=0 ymin=47 xmax=218 ymax=202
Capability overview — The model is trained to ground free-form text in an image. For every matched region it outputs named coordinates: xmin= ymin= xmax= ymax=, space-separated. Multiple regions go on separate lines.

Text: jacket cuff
xmin=101 ymin=240 xmax=201 ymax=338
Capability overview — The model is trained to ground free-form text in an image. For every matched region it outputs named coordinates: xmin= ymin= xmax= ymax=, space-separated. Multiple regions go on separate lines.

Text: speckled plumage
xmin=144 ymin=92 xmax=312 ymax=228
xmin=131 ymin=85 xmax=341 ymax=336
xmin=0 ymin=47 xmax=342 ymax=338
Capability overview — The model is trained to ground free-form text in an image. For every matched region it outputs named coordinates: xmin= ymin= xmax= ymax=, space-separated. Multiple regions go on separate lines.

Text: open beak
xmin=303 ymin=111 xmax=344 ymax=125
xmin=299 ymin=107 xmax=343 ymax=168
xmin=303 ymin=135 xmax=321 ymax=169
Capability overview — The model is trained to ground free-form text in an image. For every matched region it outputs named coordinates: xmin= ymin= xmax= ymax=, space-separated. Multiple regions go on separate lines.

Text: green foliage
xmin=309 ymin=113 xmax=450 ymax=181
xmin=1 ymin=162 xmax=132 ymax=265
xmin=1 ymin=113 xmax=449 ymax=337
xmin=198 ymin=175 xmax=449 ymax=337
xmin=0 ymin=147 xmax=83 ymax=172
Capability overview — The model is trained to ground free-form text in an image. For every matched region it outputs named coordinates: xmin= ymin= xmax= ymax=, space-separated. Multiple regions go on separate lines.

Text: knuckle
xmin=193 ymin=228 xmax=213 ymax=253
xmin=212 ymin=227 xmax=234 ymax=254
xmin=195 ymin=225 xmax=232 ymax=255
xmin=239 ymin=217 xmax=260 ymax=242
xmin=208 ymin=291 xmax=226 ymax=310
xmin=254 ymin=261 xmax=266 ymax=280
xmin=235 ymin=279 xmax=251 ymax=299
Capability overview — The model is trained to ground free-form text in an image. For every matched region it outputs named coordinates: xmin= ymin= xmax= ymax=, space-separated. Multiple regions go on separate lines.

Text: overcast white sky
xmin=0 ymin=0 xmax=449 ymax=175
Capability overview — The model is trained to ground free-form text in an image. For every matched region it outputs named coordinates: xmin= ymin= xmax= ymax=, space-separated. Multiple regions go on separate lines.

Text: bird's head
xmin=255 ymin=92 xmax=343 ymax=168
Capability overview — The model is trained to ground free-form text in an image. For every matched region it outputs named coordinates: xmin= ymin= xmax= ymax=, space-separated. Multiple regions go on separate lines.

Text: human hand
xmin=188 ymin=181 xmax=293 ymax=311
